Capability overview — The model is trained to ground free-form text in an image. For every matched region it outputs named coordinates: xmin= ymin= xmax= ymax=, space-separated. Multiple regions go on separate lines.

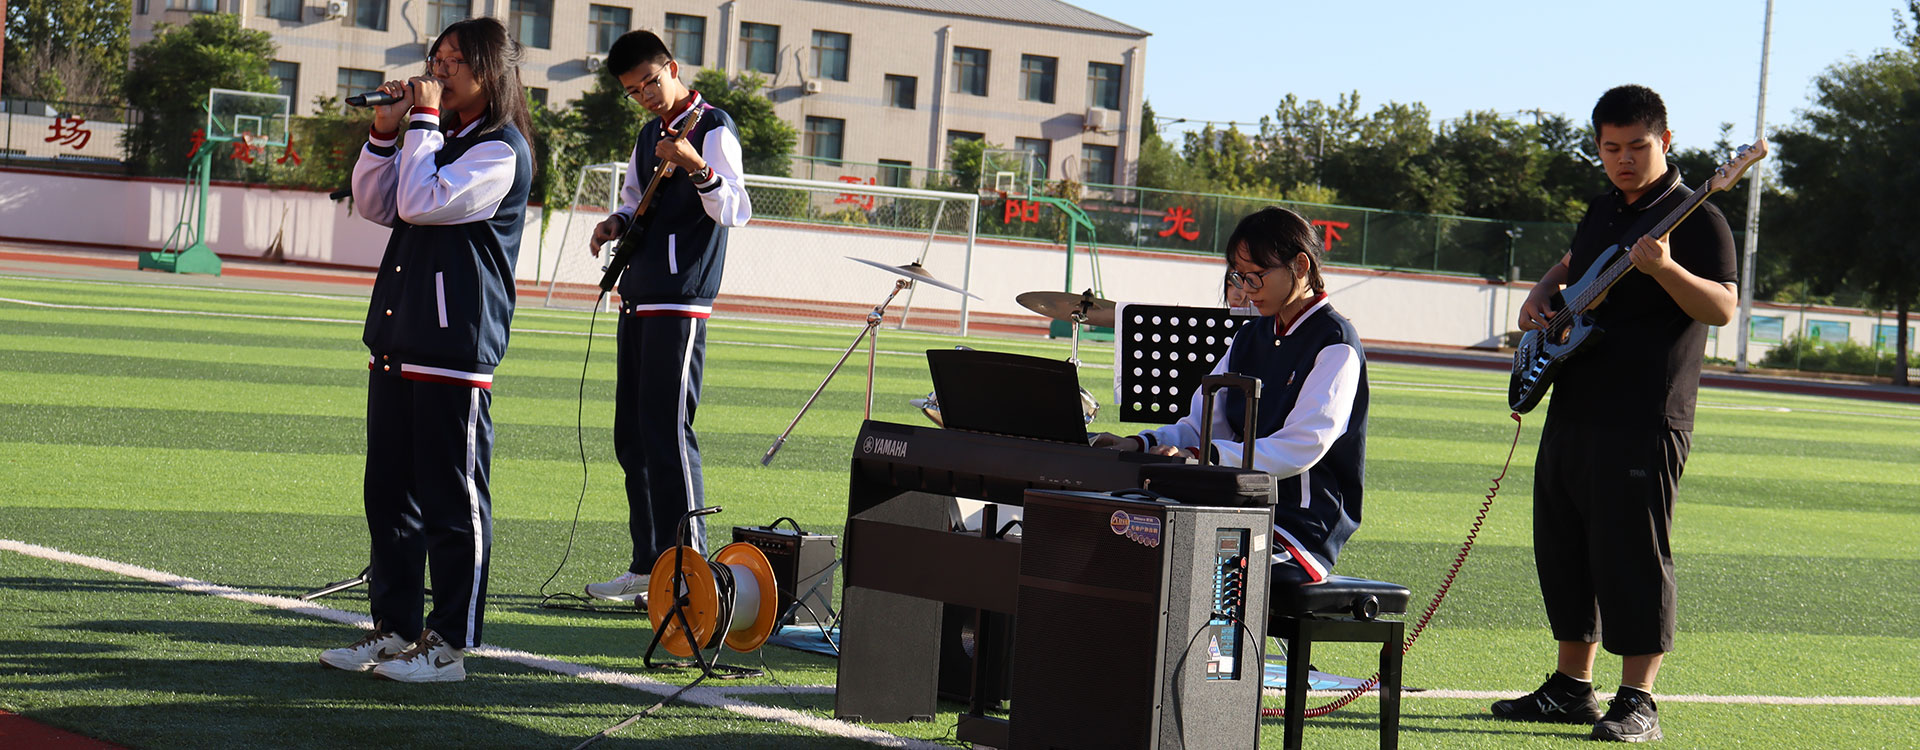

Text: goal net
xmin=538 ymin=165 xmax=982 ymax=335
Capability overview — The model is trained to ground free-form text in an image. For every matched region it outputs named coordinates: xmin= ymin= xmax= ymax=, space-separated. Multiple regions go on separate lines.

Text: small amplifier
xmin=732 ymin=521 xmax=839 ymax=626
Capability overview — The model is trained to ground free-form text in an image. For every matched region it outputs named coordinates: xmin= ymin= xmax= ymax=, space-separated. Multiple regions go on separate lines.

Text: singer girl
xmin=317 ymin=16 xmax=534 ymax=683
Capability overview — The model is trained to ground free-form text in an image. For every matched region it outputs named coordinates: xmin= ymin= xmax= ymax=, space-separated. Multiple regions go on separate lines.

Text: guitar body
xmin=1508 ymin=244 xmax=1625 ymax=413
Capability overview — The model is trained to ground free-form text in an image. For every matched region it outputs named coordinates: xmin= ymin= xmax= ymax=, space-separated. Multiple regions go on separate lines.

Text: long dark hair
xmin=430 ymin=18 xmax=534 ymax=163
xmin=1225 ymin=207 xmax=1325 ymax=294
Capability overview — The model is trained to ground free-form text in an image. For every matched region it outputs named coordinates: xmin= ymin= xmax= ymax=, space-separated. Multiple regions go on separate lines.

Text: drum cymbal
xmin=1016 ymin=290 xmax=1116 ymax=328
xmin=847 ymin=257 xmax=981 ymax=299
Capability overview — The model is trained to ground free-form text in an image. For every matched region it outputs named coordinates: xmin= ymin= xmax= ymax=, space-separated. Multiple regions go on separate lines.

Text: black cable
xmin=536 ymin=294 xmax=636 ymax=614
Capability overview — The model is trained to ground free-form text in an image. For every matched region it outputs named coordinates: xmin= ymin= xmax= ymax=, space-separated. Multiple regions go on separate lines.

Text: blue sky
xmin=1072 ymin=0 xmax=1912 ymax=152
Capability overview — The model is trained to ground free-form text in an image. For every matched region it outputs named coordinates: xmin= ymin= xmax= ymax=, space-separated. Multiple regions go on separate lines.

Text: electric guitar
xmin=598 ymin=106 xmax=707 ymax=293
xmin=1507 ymin=137 xmax=1767 ymax=414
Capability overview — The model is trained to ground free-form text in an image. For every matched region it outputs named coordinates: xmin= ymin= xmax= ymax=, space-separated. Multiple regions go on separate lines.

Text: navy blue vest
xmin=614 ymin=104 xmax=737 ymax=306
xmin=1222 ymin=305 xmax=1369 ymax=568
xmin=362 ymin=123 xmax=531 ymax=375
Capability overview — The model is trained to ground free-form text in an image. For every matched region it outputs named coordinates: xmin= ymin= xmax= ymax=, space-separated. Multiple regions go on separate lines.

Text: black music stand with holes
xmin=1114 ymin=303 xmax=1260 ymax=423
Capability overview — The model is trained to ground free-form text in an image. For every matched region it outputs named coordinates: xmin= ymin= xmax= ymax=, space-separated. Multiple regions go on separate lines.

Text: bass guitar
xmin=1508 ymin=138 xmax=1767 ymax=413
xmin=598 ymin=106 xmax=707 ymax=293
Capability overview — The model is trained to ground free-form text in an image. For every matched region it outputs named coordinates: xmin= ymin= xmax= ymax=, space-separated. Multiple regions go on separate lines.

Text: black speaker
xmin=938 ymin=604 xmax=1014 ymax=707
xmin=732 ymin=522 xmax=838 ymax=626
xmin=1011 ymin=490 xmax=1270 ymax=750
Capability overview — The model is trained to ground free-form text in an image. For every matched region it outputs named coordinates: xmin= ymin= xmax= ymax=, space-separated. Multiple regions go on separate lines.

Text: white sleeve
xmin=391 ymin=112 xmax=520 ymax=226
xmin=611 ymin=144 xmax=644 ymax=226
xmin=1213 ymin=344 xmax=1362 ymax=476
xmin=692 ymin=124 xmax=752 ymax=227
xmin=350 ymin=130 xmax=401 ymax=227
xmin=1138 ymin=352 xmax=1234 ymax=453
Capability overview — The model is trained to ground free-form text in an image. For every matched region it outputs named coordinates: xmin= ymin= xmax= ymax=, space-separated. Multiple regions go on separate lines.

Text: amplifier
xmin=1010 ymin=490 xmax=1270 ymax=750
xmin=732 ymin=523 xmax=839 ymax=626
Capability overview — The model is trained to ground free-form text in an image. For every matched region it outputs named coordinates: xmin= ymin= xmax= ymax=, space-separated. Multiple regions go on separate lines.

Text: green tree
xmin=2 ymin=0 xmax=129 ymax=103
xmin=1769 ymin=2 xmax=1920 ymax=384
xmin=268 ymin=94 xmax=372 ymax=191
xmin=690 ymin=68 xmax=795 ymax=177
xmin=1135 ymin=100 xmax=1200 ymax=191
xmin=122 ymin=14 xmax=277 ymax=178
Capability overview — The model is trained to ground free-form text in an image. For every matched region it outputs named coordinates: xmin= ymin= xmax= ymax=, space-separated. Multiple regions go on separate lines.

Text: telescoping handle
xmin=1196 ymin=373 xmax=1262 ymax=469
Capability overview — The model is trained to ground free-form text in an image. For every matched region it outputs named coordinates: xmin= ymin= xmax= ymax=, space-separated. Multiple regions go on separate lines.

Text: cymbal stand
xmin=761 ymin=278 xmax=909 ymax=466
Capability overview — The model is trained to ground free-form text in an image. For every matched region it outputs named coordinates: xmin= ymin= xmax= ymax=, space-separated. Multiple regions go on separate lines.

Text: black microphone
xmin=345 ymin=91 xmax=399 ymax=107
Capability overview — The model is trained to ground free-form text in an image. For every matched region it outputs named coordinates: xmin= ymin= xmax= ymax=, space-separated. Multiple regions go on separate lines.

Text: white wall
xmin=2 ymin=167 xmax=1908 ymax=362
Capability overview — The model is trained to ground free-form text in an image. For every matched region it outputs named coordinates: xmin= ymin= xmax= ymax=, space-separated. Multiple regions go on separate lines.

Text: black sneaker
xmin=1590 ymin=687 xmax=1661 ymax=742
xmin=1491 ymin=672 xmax=1602 ymax=724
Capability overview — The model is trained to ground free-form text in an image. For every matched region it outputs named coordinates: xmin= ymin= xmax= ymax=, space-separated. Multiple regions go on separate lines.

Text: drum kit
xmin=761 ymin=257 xmax=1120 ymax=458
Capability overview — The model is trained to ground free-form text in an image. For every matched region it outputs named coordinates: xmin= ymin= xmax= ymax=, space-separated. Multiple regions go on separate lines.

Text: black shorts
xmin=1532 ymin=420 xmax=1691 ymax=656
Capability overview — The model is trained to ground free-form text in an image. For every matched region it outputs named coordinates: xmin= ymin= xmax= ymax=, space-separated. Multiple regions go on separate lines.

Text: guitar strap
xmin=1588 ymin=181 xmax=1693 ymax=317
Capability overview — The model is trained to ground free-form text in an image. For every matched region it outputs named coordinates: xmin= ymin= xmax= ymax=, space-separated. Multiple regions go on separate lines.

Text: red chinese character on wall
xmin=277 ymin=138 xmax=302 ymax=166
xmin=834 ymin=175 xmax=876 ymax=211
xmin=45 ymin=115 xmax=93 ymax=150
xmin=186 ymin=128 xmax=207 ymax=159
xmin=1310 ymin=219 xmax=1349 ymax=250
xmin=1157 ymin=205 xmax=1200 ymax=241
xmin=229 ymin=139 xmax=259 ymax=164
xmin=1003 ymin=198 xmax=1041 ymax=224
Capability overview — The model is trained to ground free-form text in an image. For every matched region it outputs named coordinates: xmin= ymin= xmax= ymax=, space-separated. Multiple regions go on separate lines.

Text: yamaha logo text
xmin=861 ymin=436 xmax=909 ymax=458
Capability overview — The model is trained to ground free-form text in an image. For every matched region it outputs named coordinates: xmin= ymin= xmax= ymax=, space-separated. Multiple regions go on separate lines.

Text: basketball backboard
xmin=208 ymin=88 xmax=291 ymax=147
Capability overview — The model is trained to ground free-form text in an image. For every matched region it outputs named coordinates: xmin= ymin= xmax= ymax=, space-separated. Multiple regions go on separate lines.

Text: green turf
xmin=3 ymin=273 xmax=1917 ymax=748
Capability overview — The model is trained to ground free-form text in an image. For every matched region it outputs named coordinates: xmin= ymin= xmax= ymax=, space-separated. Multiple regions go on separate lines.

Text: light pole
xmin=1735 ymin=0 xmax=1775 ymax=373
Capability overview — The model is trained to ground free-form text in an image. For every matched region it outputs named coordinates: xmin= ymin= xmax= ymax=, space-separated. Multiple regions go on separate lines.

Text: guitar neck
xmin=1567 ymin=182 xmax=1717 ymax=313
xmin=629 ymin=109 xmax=705 ymax=222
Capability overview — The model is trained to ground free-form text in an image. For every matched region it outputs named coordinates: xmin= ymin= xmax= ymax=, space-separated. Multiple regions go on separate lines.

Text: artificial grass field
xmin=2 ymin=271 xmax=1917 ymax=749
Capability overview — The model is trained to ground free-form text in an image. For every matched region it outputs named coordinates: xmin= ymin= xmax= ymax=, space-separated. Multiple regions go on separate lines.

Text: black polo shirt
xmin=1546 ymin=166 xmax=1737 ymax=431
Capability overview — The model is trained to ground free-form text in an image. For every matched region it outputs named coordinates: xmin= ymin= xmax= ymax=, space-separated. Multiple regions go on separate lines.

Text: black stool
xmin=1268 ymin=575 xmax=1411 ymax=750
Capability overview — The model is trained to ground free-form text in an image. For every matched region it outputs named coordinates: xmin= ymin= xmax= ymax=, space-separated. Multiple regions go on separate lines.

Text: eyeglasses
xmin=425 ymin=56 xmax=469 ymax=73
xmin=1226 ymin=267 xmax=1283 ymax=291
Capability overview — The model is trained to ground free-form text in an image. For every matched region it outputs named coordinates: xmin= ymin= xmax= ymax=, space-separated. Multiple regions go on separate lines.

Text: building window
xmin=666 ymin=14 xmax=705 ymax=66
xmin=510 ymin=0 xmax=552 ymax=49
xmin=353 ymin=0 xmax=389 ymax=31
xmin=812 ymin=31 xmax=850 ymax=82
xmin=951 ymin=47 xmax=989 ymax=96
xmin=878 ymin=159 xmax=912 ymax=188
xmin=338 ymin=68 xmax=385 ymax=104
xmin=260 ymin=0 xmax=300 ymax=21
xmin=884 ymin=74 xmax=916 ymax=110
xmin=173 ymin=0 xmax=217 ymax=10
xmin=1087 ymin=62 xmax=1122 ymax=110
xmin=1806 ymin=320 xmax=1851 ymax=346
xmin=527 ymin=86 xmax=549 ymax=109
xmin=1082 ymin=144 xmax=1116 ymax=184
xmin=946 ymin=129 xmax=983 ymax=163
xmin=429 ymin=0 xmax=468 ymax=30
xmin=740 ymin=22 xmax=778 ymax=75
xmin=1020 ymin=54 xmax=1056 ymax=104
xmin=1750 ymin=315 xmax=1784 ymax=344
xmin=588 ymin=5 xmax=630 ymax=54
xmin=269 ymin=61 xmax=299 ymax=109
xmin=805 ymin=117 xmax=845 ymax=162
xmin=1015 ymin=137 xmax=1051 ymax=179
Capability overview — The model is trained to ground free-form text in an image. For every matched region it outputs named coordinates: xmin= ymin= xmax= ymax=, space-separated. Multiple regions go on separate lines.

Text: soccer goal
xmin=539 ymin=165 xmax=982 ymax=335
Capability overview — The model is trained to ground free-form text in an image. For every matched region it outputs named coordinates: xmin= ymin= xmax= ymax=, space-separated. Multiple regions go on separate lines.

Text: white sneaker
xmin=585 ymin=571 xmax=649 ymax=604
xmin=319 ymin=629 xmax=407 ymax=672
xmin=371 ymin=629 xmax=465 ymax=683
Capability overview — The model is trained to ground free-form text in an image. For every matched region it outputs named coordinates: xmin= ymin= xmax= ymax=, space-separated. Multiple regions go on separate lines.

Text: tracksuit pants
xmin=363 ymin=370 xmax=494 ymax=648
xmin=615 ymin=314 xmax=708 ymax=573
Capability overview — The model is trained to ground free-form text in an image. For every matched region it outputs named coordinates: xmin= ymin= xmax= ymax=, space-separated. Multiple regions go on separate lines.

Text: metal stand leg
xmin=300 ymin=565 xmax=370 ymax=601
xmin=762 ymin=279 xmax=910 ymax=465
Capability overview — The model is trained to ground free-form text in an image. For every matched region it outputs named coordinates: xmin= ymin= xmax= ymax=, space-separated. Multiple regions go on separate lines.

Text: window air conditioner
xmin=586 ymin=54 xmax=606 ymax=72
xmin=1084 ymin=108 xmax=1113 ymax=132
xmin=324 ymin=0 xmax=349 ymax=20
xmin=803 ymin=79 xmax=822 ymax=95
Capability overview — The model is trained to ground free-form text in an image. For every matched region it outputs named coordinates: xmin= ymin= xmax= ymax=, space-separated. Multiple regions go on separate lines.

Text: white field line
xmin=0 ymin=273 xmax=367 ymax=303
xmin=0 ymin=539 xmax=948 ymax=750
xmin=8 ymin=540 xmax=1916 ymax=714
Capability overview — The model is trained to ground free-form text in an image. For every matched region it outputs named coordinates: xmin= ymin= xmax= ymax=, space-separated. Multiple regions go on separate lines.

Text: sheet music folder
xmin=926 ymin=349 xmax=1089 ymax=445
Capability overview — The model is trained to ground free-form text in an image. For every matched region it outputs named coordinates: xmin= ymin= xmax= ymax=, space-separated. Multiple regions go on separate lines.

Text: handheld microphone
xmin=345 ymin=91 xmax=399 ymax=107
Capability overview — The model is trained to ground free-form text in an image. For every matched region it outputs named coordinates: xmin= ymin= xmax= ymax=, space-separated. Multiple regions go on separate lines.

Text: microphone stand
xmin=761 ymin=278 xmax=910 ymax=466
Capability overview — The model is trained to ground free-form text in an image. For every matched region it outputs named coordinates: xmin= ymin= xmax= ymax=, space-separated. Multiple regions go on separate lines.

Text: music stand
xmin=1113 ymin=303 xmax=1260 ymax=424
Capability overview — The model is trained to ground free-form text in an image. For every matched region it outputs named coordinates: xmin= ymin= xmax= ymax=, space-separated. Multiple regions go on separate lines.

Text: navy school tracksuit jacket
xmin=356 ymin=113 xmax=531 ymax=385
xmin=1136 ymin=295 xmax=1369 ymax=580
xmin=609 ymin=93 xmax=751 ymax=314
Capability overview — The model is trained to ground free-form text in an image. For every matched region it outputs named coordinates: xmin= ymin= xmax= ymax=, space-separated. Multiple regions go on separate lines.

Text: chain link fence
xmin=1 ymin=98 xmax=137 ymax=171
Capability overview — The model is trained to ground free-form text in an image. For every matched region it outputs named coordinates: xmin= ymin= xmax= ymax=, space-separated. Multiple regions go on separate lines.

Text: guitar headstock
xmin=1706 ymin=136 xmax=1768 ymax=194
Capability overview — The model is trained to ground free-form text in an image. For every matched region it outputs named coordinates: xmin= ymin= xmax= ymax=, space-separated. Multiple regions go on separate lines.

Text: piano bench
xmin=1268 ymin=575 xmax=1410 ymax=750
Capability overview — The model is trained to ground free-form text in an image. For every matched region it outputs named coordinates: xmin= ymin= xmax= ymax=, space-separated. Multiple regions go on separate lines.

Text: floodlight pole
xmin=1734 ymin=0 xmax=1774 ymax=373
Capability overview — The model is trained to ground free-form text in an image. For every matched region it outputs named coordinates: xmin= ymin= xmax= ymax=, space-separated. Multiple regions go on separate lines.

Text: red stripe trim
xmin=401 ymin=371 xmax=492 ymax=389
xmin=1273 ymin=534 xmax=1326 ymax=583
xmin=369 ymin=125 xmax=398 ymax=140
xmin=410 ymin=106 xmax=441 ymax=117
